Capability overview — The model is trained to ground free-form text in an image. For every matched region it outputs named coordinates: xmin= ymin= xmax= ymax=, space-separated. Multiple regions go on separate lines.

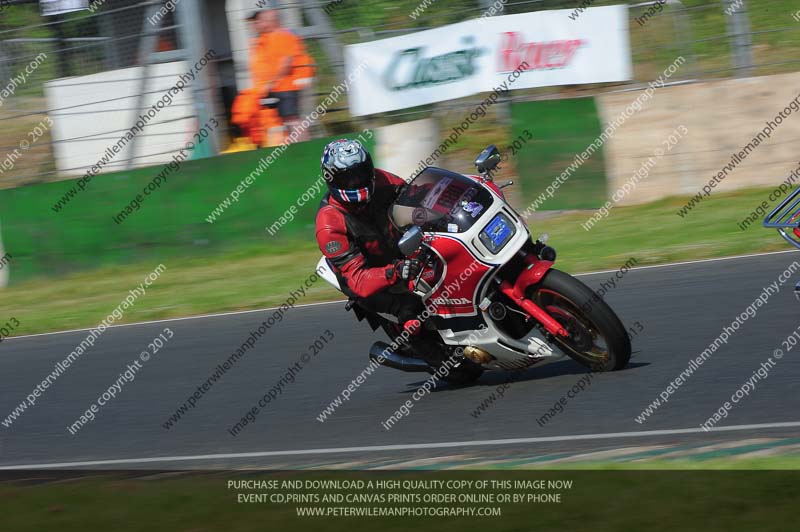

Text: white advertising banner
xmin=345 ymin=6 xmax=631 ymax=116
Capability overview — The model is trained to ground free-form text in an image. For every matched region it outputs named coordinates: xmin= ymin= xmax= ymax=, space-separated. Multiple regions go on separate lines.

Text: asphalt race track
xmin=1 ymin=250 xmax=799 ymax=469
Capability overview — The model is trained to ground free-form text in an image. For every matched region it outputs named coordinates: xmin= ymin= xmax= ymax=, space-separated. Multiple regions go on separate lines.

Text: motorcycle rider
xmin=315 ymin=138 xmax=426 ymax=338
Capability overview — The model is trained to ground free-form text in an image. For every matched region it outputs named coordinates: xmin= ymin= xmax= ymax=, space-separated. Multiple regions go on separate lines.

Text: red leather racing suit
xmin=315 ymin=169 xmax=422 ymax=322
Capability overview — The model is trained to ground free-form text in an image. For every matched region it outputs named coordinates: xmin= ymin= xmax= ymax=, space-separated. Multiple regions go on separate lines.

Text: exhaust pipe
xmin=369 ymin=342 xmax=432 ymax=373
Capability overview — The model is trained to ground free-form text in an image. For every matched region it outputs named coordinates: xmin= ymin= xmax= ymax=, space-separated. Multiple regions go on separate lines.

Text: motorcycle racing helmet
xmin=321 ymin=139 xmax=375 ymax=203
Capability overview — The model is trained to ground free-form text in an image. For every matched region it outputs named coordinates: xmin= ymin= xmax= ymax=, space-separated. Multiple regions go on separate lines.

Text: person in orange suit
xmin=231 ymin=8 xmax=314 ymax=148
xmin=229 ymin=12 xmax=267 ymax=149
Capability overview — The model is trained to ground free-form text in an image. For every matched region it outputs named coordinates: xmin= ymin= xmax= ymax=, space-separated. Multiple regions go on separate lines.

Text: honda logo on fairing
xmin=436 ymin=297 xmax=472 ymax=305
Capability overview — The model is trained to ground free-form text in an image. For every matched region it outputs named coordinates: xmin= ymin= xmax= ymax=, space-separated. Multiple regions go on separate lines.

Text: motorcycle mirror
xmin=474 ymin=145 xmax=501 ymax=175
xmin=398 ymin=225 xmax=424 ymax=256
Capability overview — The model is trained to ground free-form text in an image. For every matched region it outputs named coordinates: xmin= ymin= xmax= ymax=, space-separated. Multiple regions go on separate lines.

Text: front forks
xmin=497 ymin=280 xmax=569 ymax=338
xmin=495 ymin=250 xmax=569 ymax=338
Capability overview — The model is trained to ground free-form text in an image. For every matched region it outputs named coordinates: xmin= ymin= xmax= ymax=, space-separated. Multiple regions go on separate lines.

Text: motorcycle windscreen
xmin=390 ymin=167 xmax=494 ymax=233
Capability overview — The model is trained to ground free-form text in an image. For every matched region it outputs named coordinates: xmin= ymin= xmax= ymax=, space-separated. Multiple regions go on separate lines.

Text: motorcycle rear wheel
xmin=529 ymin=269 xmax=631 ymax=371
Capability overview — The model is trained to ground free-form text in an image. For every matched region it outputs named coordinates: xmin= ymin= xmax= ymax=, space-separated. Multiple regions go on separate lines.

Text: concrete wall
xmin=374 ymin=118 xmax=439 ymax=182
xmin=597 ymin=71 xmax=800 ymax=205
xmin=45 ymin=62 xmax=196 ymax=176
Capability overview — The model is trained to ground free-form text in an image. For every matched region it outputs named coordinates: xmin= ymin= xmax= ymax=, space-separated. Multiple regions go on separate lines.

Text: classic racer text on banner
xmin=345 ymin=6 xmax=632 ymax=116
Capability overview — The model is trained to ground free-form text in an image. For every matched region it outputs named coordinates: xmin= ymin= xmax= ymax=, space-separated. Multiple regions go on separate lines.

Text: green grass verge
xmin=2 ymin=462 xmax=799 ymax=531
xmin=0 ymin=185 xmax=790 ymax=336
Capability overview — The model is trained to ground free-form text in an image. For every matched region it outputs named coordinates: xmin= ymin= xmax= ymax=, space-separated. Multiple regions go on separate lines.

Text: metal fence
xmin=0 ymin=0 xmax=220 ymax=188
xmin=0 ymin=0 xmax=798 ymax=189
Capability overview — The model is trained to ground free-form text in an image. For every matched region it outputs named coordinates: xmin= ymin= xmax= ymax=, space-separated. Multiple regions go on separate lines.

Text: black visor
xmin=334 ymin=161 xmax=374 ymax=189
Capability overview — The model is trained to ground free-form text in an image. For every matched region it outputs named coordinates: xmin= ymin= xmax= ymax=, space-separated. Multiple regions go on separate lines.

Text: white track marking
xmin=5 ymin=249 xmax=797 ymax=342
xmin=575 ymin=249 xmax=799 ymax=277
xmin=2 ymin=421 xmax=800 ymax=469
xmin=4 ymin=300 xmax=346 ymax=341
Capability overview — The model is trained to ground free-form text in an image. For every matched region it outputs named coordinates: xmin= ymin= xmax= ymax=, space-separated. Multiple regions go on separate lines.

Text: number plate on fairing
xmin=480 ymin=213 xmax=514 ymax=253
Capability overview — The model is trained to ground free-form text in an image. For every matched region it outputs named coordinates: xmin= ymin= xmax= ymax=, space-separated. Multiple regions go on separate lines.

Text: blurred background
xmin=0 ymin=0 xmax=798 ymax=333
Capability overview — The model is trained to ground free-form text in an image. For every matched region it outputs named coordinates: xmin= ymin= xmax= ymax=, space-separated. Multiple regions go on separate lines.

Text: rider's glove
xmin=386 ymin=259 xmax=421 ymax=283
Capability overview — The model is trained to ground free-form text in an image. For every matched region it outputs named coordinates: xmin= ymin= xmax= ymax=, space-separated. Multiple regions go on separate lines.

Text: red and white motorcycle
xmin=318 ymin=145 xmax=631 ymax=384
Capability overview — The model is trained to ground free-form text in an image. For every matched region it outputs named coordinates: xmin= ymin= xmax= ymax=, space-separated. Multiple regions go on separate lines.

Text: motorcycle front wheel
xmin=528 ymin=269 xmax=631 ymax=371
